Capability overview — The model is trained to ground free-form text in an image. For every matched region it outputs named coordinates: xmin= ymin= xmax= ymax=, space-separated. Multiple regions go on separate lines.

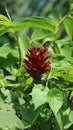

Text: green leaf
xmin=0 ymin=43 xmax=12 ymax=58
xmin=0 ymin=54 xmax=18 ymax=75
xmin=31 ymin=29 xmax=49 ymax=41
xmin=63 ymin=107 xmax=73 ymax=129
xmin=57 ymin=41 xmax=72 ymax=58
xmin=50 ymin=65 xmax=73 ymax=84
xmin=47 ymin=88 xmax=64 ymax=114
xmin=20 ymin=104 xmax=41 ymax=129
xmin=0 ymin=102 xmax=24 ymax=130
xmin=0 ymin=14 xmax=11 ymax=25
xmin=31 ymin=29 xmax=56 ymax=41
xmin=1 ymin=87 xmax=10 ymax=96
xmin=52 ymin=101 xmax=73 ymax=130
xmin=0 ymin=14 xmax=10 ymax=21
xmin=56 ymin=101 xmax=73 ymax=130
xmin=0 ymin=15 xmax=57 ymax=35
xmin=0 ymin=71 xmax=8 ymax=87
xmin=31 ymin=84 xmax=49 ymax=109
xmin=55 ymin=110 xmax=63 ymax=130
xmin=0 ymin=111 xmax=24 ymax=130
xmin=47 ymin=88 xmax=67 ymax=130
xmin=63 ymin=15 xmax=73 ymax=40
xmin=18 ymin=35 xmax=30 ymax=58
xmin=13 ymin=16 xmax=57 ymax=32
xmin=0 ymin=26 xmax=14 ymax=36
xmin=0 ymin=43 xmax=19 ymax=59
xmin=0 ymin=14 xmax=14 ymax=36
xmin=25 ymin=77 xmax=33 ymax=85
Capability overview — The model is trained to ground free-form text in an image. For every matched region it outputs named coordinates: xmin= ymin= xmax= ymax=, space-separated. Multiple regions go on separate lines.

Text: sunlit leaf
xmin=47 ymin=88 xmax=64 ymax=114
xmin=0 ymin=14 xmax=14 ymax=36
xmin=13 ymin=16 xmax=57 ymax=32
xmin=0 ymin=102 xmax=24 ymax=130
xmin=31 ymin=84 xmax=49 ymax=109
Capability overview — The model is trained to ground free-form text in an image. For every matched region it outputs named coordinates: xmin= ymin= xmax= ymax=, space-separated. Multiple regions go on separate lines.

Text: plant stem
xmin=14 ymin=33 xmax=21 ymax=66
xmin=55 ymin=14 xmax=68 ymax=33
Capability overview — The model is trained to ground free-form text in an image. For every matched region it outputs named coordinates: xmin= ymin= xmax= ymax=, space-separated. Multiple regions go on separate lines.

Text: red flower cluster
xmin=23 ymin=46 xmax=51 ymax=81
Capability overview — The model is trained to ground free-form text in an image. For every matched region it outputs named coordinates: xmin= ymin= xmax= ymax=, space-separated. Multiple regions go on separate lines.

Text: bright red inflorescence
xmin=23 ymin=46 xmax=51 ymax=81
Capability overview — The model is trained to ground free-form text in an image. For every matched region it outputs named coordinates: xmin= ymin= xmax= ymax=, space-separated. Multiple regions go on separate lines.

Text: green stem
xmin=55 ymin=14 xmax=68 ymax=33
xmin=46 ymin=69 xmax=53 ymax=87
xmin=14 ymin=33 xmax=21 ymax=66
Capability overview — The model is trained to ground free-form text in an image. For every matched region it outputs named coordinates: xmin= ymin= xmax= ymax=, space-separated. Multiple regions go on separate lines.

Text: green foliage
xmin=0 ymin=14 xmax=13 ymax=36
xmin=47 ymin=88 xmax=67 ymax=130
xmin=13 ymin=16 xmax=56 ymax=32
xmin=20 ymin=104 xmax=41 ymax=129
xmin=0 ymin=1 xmax=73 ymax=130
xmin=64 ymin=15 xmax=73 ymax=40
xmin=31 ymin=84 xmax=49 ymax=109
xmin=18 ymin=35 xmax=30 ymax=59
xmin=0 ymin=109 xmax=24 ymax=130
xmin=31 ymin=29 xmax=56 ymax=41
xmin=0 ymin=43 xmax=15 ymax=58
xmin=47 ymin=88 xmax=65 ymax=115
xmin=0 ymin=90 xmax=24 ymax=130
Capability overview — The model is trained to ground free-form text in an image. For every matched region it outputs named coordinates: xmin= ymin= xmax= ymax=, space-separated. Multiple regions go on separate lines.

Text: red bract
xmin=23 ymin=46 xmax=51 ymax=81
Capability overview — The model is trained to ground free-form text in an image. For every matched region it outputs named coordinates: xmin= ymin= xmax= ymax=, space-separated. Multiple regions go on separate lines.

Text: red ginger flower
xmin=23 ymin=46 xmax=51 ymax=81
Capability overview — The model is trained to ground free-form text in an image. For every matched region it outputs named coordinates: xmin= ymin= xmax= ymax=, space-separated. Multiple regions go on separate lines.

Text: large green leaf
xmin=13 ymin=16 xmax=57 ymax=32
xmin=47 ymin=88 xmax=64 ymax=114
xmin=55 ymin=101 xmax=73 ymax=130
xmin=47 ymin=88 xmax=67 ymax=130
xmin=0 ymin=102 xmax=24 ymax=130
xmin=31 ymin=84 xmax=49 ymax=109
xmin=0 ymin=111 xmax=24 ymax=130
xmin=0 ymin=15 xmax=57 ymax=35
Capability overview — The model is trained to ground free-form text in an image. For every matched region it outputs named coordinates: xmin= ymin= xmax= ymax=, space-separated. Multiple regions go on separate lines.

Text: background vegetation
xmin=0 ymin=0 xmax=73 ymax=130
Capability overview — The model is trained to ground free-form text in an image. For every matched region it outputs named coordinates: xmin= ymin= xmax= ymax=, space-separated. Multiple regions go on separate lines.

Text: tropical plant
xmin=0 ymin=1 xmax=73 ymax=130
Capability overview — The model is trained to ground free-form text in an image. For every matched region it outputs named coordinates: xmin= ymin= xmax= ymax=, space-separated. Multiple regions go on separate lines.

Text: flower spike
xmin=23 ymin=46 xmax=51 ymax=81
